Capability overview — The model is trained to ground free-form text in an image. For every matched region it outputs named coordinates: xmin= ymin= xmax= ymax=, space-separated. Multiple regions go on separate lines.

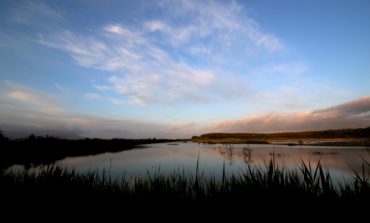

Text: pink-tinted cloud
xmin=210 ymin=96 xmax=370 ymax=133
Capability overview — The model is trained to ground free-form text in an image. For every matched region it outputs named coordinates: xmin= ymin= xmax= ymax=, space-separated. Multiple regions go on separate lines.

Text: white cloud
xmin=144 ymin=20 xmax=195 ymax=46
xmin=105 ymin=24 xmax=127 ymax=34
xmin=39 ymin=23 xmax=240 ymax=105
xmin=37 ymin=0 xmax=287 ymax=106
xmin=144 ymin=20 xmax=171 ymax=33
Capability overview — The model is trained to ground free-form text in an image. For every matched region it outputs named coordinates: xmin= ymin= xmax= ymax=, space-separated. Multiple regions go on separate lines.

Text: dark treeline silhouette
xmin=0 ymin=131 xmax=182 ymax=169
xmin=192 ymin=127 xmax=370 ymax=143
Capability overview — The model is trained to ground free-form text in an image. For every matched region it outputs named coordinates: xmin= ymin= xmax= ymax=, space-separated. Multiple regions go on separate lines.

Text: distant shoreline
xmin=192 ymin=127 xmax=370 ymax=146
xmin=192 ymin=138 xmax=370 ymax=146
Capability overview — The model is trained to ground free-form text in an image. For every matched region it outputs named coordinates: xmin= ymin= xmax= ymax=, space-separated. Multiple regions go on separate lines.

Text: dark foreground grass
xmin=1 ymin=161 xmax=369 ymax=219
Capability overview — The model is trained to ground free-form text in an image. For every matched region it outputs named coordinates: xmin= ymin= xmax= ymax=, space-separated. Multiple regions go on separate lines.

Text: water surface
xmin=56 ymin=142 xmax=370 ymax=183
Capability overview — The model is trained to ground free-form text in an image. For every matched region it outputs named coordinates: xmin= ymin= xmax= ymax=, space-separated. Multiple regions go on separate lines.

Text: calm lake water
xmin=55 ymin=142 xmax=370 ymax=183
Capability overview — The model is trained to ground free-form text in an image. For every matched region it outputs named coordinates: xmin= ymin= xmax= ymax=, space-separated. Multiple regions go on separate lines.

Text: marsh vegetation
xmin=1 ymin=159 xmax=369 ymax=218
xmin=1 ymin=130 xmax=369 ymax=218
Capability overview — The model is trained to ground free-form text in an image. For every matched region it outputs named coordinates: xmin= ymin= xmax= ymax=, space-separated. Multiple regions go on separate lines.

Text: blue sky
xmin=0 ymin=0 xmax=369 ymax=138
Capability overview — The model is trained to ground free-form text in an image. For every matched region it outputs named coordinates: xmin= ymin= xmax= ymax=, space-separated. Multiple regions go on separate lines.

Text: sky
xmin=0 ymin=0 xmax=369 ymax=138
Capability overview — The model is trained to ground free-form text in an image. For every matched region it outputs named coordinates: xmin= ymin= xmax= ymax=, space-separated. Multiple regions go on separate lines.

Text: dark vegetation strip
xmin=193 ymin=127 xmax=370 ymax=140
xmin=0 ymin=131 xmax=182 ymax=169
xmin=0 ymin=160 xmax=369 ymax=218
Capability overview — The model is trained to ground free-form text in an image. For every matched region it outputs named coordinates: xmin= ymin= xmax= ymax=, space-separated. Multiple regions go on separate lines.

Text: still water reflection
xmin=57 ymin=142 xmax=370 ymax=182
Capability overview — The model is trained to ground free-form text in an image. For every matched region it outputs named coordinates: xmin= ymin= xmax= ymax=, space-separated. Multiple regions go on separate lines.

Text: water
xmin=55 ymin=142 xmax=370 ymax=183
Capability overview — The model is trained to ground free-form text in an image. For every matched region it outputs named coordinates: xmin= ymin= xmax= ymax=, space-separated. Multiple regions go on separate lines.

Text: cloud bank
xmin=0 ymin=83 xmax=203 ymax=138
xmin=1 ymin=82 xmax=369 ymax=138
xmin=210 ymin=97 xmax=370 ymax=133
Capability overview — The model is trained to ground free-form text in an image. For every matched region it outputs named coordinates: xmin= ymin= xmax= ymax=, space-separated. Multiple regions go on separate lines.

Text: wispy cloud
xmin=39 ymin=23 xmax=243 ymax=105
xmin=85 ymin=93 xmax=123 ymax=105
xmin=152 ymin=0 xmax=284 ymax=52
xmin=54 ymin=84 xmax=70 ymax=93
xmin=210 ymin=96 xmax=370 ymax=133
xmin=1 ymin=83 xmax=64 ymax=116
xmin=37 ymin=0 xmax=286 ymax=106
xmin=144 ymin=20 xmax=196 ymax=46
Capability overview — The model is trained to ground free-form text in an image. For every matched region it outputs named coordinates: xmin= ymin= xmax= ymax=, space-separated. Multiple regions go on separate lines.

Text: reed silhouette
xmin=0 ymin=159 xmax=368 ymax=219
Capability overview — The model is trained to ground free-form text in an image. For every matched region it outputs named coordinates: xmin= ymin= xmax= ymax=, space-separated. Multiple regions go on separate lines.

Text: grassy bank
xmin=1 ymin=160 xmax=369 ymax=219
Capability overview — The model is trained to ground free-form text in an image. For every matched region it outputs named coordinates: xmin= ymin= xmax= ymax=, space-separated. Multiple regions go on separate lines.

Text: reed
xmin=1 ymin=160 xmax=368 ymax=218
